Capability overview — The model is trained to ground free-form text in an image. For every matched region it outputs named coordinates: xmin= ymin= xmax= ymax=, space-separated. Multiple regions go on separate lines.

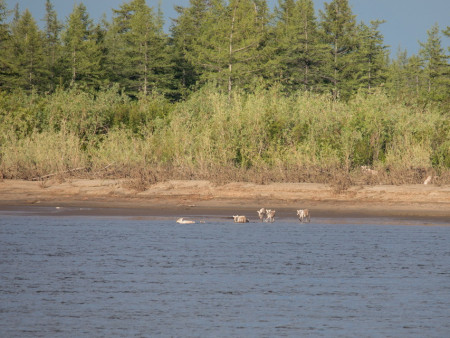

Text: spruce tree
xmin=43 ymin=0 xmax=62 ymax=91
xmin=405 ymin=54 xmax=424 ymax=97
xmin=419 ymin=23 xmax=449 ymax=103
xmin=188 ymin=0 xmax=269 ymax=96
xmin=319 ymin=0 xmax=357 ymax=99
xmin=170 ymin=0 xmax=212 ymax=98
xmin=386 ymin=48 xmax=409 ymax=99
xmin=443 ymin=26 xmax=450 ymax=53
xmin=61 ymin=3 xmax=102 ymax=89
xmin=353 ymin=20 xmax=388 ymax=91
xmin=0 ymin=0 xmax=13 ymax=89
xmin=106 ymin=0 xmax=171 ymax=96
xmin=272 ymin=0 xmax=325 ymax=92
xmin=10 ymin=9 xmax=46 ymax=92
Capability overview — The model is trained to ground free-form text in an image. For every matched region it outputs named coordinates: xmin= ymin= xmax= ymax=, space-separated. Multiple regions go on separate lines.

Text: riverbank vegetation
xmin=0 ymin=0 xmax=448 ymax=187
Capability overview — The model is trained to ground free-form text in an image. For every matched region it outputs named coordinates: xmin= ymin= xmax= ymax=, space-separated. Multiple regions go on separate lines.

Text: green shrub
xmin=0 ymin=86 xmax=448 ymax=184
xmin=0 ymin=130 xmax=86 ymax=179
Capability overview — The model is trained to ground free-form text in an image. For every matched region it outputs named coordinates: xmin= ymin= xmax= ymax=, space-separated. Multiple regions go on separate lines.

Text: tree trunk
xmin=228 ymin=3 xmax=238 ymax=98
xmin=71 ymin=49 xmax=76 ymax=86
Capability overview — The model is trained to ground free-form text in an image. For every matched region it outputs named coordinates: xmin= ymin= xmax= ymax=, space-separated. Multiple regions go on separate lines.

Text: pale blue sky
xmin=9 ymin=0 xmax=450 ymax=58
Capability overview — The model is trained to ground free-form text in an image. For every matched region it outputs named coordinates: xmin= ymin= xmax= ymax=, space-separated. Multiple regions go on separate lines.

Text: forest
xmin=0 ymin=0 xmax=449 ymax=187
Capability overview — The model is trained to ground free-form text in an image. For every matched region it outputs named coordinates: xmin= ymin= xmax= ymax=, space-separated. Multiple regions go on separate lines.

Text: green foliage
xmin=8 ymin=9 xmax=46 ymax=92
xmin=185 ymin=0 xmax=269 ymax=96
xmin=170 ymin=0 xmax=211 ymax=99
xmin=41 ymin=85 xmax=128 ymax=144
xmin=270 ymin=0 xmax=326 ymax=92
xmin=0 ymin=129 xmax=86 ymax=179
xmin=0 ymin=0 xmax=14 ymax=89
xmin=43 ymin=0 xmax=63 ymax=91
xmin=0 ymin=85 xmax=448 ymax=182
xmin=418 ymin=23 xmax=449 ymax=104
xmin=105 ymin=0 xmax=172 ymax=97
xmin=0 ymin=0 xmax=448 ymax=182
xmin=0 ymin=0 xmax=447 ymax=111
xmin=353 ymin=20 xmax=388 ymax=91
xmin=319 ymin=0 xmax=358 ymax=99
xmin=61 ymin=3 xmax=103 ymax=88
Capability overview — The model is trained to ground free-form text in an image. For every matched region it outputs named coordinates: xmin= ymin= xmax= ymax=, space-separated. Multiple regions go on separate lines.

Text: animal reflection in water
xmin=297 ymin=209 xmax=310 ymax=223
xmin=176 ymin=218 xmax=196 ymax=224
xmin=233 ymin=215 xmax=249 ymax=223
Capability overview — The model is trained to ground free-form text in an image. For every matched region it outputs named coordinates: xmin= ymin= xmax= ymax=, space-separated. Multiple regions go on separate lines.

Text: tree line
xmin=0 ymin=0 xmax=448 ymax=106
xmin=0 ymin=0 xmax=448 ymax=183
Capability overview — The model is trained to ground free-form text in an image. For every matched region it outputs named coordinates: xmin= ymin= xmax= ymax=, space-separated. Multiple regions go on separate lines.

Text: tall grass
xmin=0 ymin=85 xmax=448 ymax=185
xmin=0 ymin=130 xmax=87 ymax=179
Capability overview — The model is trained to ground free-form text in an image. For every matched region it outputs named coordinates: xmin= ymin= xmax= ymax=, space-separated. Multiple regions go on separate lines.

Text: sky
xmin=9 ymin=0 xmax=450 ymax=58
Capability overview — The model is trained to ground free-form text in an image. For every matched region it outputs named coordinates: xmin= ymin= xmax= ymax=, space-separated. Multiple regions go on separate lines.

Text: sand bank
xmin=0 ymin=179 xmax=448 ymax=224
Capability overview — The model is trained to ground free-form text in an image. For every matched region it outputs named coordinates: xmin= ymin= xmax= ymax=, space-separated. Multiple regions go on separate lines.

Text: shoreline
xmin=0 ymin=179 xmax=449 ymax=224
xmin=1 ymin=204 xmax=449 ymax=226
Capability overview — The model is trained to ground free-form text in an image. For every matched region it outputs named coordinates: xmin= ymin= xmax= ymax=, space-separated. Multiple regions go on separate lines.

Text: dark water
xmin=1 ymin=215 xmax=449 ymax=337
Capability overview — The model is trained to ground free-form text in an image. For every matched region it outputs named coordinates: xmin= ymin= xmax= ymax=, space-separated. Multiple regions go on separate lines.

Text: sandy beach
xmin=0 ymin=179 xmax=448 ymax=224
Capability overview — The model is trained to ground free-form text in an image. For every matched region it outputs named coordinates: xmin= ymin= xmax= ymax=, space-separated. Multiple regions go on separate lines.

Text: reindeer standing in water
xmin=257 ymin=208 xmax=267 ymax=222
xmin=265 ymin=209 xmax=276 ymax=223
xmin=296 ymin=209 xmax=310 ymax=223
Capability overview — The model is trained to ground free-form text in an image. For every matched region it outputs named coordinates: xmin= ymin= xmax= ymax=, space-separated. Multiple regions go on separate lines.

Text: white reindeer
xmin=233 ymin=215 xmax=249 ymax=223
xmin=361 ymin=165 xmax=378 ymax=176
xmin=177 ymin=218 xmax=196 ymax=224
xmin=265 ymin=209 xmax=276 ymax=223
xmin=296 ymin=209 xmax=310 ymax=223
xmin=257 ymin=208 xmax=267 ymax=222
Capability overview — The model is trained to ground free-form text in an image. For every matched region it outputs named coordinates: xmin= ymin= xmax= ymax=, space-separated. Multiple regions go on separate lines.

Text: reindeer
xmin=233 ymin=215 xmax=249 ymax=223
xmin=177 ymin=218 xmax=196 ymax=224
xmin=265 ymin=209 xmax=276 ymax=223
xmin=296 ymin=209 xmax=310 ymax=223
xmin=361 ymin=165 xmax=378 ymax=176
xmin=257 ymin=208 xmax=267 ymax=222
xmin=424 ymin=175 xmax=432 ymax=185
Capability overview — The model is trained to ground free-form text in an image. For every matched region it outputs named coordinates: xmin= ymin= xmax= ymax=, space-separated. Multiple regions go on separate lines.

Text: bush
xmin=0 ymin=86 xmax=448 ymax=184
xmin=0 ymin=130 xmax=86 ymax=179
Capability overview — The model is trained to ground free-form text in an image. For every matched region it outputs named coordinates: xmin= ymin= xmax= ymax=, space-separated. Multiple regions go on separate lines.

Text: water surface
xmin=1 ymin=215 xmax=449 ymax=337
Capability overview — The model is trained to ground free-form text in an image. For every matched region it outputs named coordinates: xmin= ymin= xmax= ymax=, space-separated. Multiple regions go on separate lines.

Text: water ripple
xmin=1 ymin=216 xmax=449 ymax=337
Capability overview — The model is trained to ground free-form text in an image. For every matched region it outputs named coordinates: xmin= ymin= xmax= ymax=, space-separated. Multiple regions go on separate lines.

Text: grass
xmin=0 ymin=85 xmax=448 ymax=189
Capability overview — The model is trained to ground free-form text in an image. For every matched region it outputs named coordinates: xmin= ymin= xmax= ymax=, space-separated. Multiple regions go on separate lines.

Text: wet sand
xmin=0 ymin=179 xmax=449 ymax=224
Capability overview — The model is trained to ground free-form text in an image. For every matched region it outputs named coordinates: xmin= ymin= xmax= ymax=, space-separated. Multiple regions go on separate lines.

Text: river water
xmin=1 ymin=214 xmax=449 ymax=337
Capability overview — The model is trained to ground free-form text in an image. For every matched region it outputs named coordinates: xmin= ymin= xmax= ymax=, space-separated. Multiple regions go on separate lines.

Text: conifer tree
xmin=443 ymin=26 xmax=450 ymax=52
xmin=189 ymin=0 xmax=269 ymax=96
xmin=106 ymin=0 xmax=171 ymax=96
xmin=405 ymin=54 xmax=424 ymax=96
xmin=353 ymin=20 xmax=388 ymax=91
xmin=170 ymin=0 xmax=212 ymax=98
xmin=10 ymin=9 xmax=46 ymax=92
xmin=61 ymin=3 xmax=102 ymax=88
xmin=418 ymin=23 xmax=449 ymax=103
xmin=319 ymin=0 xmax=357 ymax=99
xmin=43 ymin=0 xmax=62 ymax=91
xmin=0 ymin=0 xmax=13 ymax=89
xmin=272 ymin=0 xmax=325 ymax=92
xmin=0 ymin=0 xmax=8 ymax=42
xmin=386 ymin=48 xmax=409 ymax=98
